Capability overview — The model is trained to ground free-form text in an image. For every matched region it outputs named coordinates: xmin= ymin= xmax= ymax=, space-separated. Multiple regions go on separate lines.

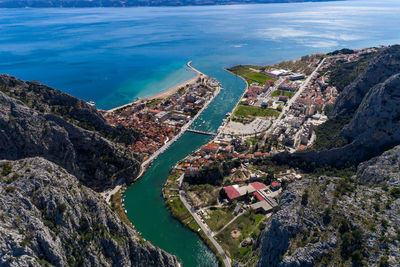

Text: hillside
xmin=257 ymin=145 xmax=400 ymax=266
xmin=0 ymin=75 xmax=141 ymax=192
xmin=0 ymin=0 xmax=338 ymax=7
xmin=0 ymin=157 xmax=178 ymax=266
xmin=0 ymin=75 xmax=179 ymax=266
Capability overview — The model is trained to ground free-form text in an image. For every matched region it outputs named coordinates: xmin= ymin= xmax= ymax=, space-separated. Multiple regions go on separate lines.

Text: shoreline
xmin=107 ymin=61 xmax=203 ymax=113
xmin=101 ymin=67 xmax=221 ymax=202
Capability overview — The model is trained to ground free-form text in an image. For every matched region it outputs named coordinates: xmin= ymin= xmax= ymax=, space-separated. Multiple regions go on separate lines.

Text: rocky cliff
xmin=331 ymin=45 xmax=400 ymax=117
xmin=0 ymin=74 xmax=138 ymax=146
xmin=0 ymin=77 xmax=140 ymax=192
xmin=257 ymin=146 xmax=400 ymax=266
xmin=0 ymin=157 xmax=179 ymax=267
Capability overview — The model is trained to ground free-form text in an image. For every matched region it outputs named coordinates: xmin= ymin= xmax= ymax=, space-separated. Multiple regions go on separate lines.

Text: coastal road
xmin=178 ymin=175 xmax=232 ymax=267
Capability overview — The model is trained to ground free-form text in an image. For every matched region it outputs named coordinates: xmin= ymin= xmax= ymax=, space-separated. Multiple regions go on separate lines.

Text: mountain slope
xmin=0 ymin=89 xmax=139 ymax=192
xmin=257 ymin=146 xmax=400 ymax=266
xmin=0 ymin=157 xmax=178 ymax=267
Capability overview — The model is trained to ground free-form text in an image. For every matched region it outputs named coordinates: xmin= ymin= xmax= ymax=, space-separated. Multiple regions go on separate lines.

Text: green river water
xmin=124 ymin=67 xmax=246 ymax=266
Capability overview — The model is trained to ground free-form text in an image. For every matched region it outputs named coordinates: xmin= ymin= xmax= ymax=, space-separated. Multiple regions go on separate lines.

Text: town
xmin=162 ymin=46 xmax=381 ymax=265
xmin=102 ymin=71 xmax=221 ymax=163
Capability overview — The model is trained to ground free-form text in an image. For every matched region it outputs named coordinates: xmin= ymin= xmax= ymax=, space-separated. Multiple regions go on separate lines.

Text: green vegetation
xmin=165 ymin=197 xmax=225 ymax=266
xmin=216 ymin=211 xmax=266 ymax=263
xmin=110 ymin=188 xmax=133 ymax=228
xmin=270 ymin=90 xmax=295 ymax=98
xmin=326 ymin=52 xmax=376 ymax=92
xmin=5 ymin=186 xmax=15 ymax=193
xmin=327 ymin=48 xmax=355 ymax=56
xmin=0 ymin=162 xmax=12 ymax=176
xmin=145 ymin=99 xmax=162 ymax=107
xmin=227 ymin=65 xmax=275 ymax=86
xmin=204 ymin=207 xmax=235 ymax=232
xmin=187 ymin=184 xmax=220 ymax=207
xmin=314 ymin=113 xmax=353 ymax=150
xmin=273 ymin=54 xmax=323 ymax=75
xmin=234 ymin=104 xmax=279 ymax=118
xmin=389 ymin=187 xmax=400 ymax=199
xmin=243 ymin=72 xmax=275 ymax=85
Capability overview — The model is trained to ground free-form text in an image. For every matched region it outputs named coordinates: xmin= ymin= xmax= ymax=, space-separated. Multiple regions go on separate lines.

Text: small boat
xmin=88 ymin=101 xmax=95 ymax=107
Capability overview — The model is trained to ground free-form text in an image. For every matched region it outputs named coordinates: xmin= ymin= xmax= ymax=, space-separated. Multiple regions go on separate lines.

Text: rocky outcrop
xmin=331 ymin=45 xmax=400 ymax=117
xmin=257 ymin=152 xmax=400 ymax=266
xmin=0 ymin=74 xmax=138 ymax=146
xmin=0 ymin=89 xmax=139 ymax=192
xmin=0 ymin=157 xmax=179 ymax=267
xmin=357 ymin=144 xmax=400 ymax=187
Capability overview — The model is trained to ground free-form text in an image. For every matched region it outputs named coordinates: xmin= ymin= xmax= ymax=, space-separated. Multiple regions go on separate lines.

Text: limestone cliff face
xmin=0 ymin=89 xmax=139 ymax=192
xmin=0 ymin=74 xmax=138 ymax=146
xmin=0 ymin=157 xmax=179 ymax=267
xmin=331 ymin=45 xmax=400 ymax=117
xmin=257 ymin=146 xmax=400 ymax=266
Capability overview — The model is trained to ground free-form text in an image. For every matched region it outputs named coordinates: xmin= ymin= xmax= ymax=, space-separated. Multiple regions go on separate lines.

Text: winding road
xmin=178 ymin=175 xmax=232 ymax=267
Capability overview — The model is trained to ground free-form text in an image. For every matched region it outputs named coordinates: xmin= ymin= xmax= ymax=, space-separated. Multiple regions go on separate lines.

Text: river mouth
xmin=123 ymin=68 xmax=247 ymax=266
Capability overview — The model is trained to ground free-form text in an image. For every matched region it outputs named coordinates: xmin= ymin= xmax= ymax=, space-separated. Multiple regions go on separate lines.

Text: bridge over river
xmin=186 ymin=128 xmax=217 ymax=136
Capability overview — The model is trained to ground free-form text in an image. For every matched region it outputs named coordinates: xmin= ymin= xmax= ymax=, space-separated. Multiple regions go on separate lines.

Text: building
xmin=184 ymin=167 xmax=200 ymax=178
xmin=271 ymin=182 xmax=281 ymax=191
xmin=249 ymin=201 xmax=273 ymax=214
xmin=201 ymin=143 xmax=219 ymax=154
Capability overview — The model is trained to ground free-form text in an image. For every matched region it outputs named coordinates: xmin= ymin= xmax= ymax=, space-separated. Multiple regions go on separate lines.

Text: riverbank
xmin=138 ymin=83 xmax=221 ymax=177
xmin=101 ymin=70 xmax=221 ymax=203
xmin=163 ymin=173 xmax=228 ymax=267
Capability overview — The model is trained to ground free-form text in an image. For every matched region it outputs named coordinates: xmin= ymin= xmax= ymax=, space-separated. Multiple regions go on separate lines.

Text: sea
xmin=1 ymin=0 xmax=400 ymax=111
xmin=1 ymin=1 xmax=400 ymax=266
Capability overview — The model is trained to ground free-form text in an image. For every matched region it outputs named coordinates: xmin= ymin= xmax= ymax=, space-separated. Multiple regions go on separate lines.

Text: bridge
xmin=187 ymin=129 xmax=217 ymax=136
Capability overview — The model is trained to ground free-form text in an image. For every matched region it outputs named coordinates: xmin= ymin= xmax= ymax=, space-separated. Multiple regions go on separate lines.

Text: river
xmin=2 ymin=0 xmax=400 ymax=266
xmin=124 ymin=68 xmax=246 ymax=266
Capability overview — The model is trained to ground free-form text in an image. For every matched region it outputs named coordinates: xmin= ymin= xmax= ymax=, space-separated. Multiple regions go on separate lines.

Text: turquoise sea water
xmin=1 ymin=1 xmax=400 ymax=266
xmin=1 ymin=0 xmax=400 ymax=111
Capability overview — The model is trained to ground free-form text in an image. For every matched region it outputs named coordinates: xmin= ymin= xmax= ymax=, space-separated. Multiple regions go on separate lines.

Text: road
xmin=262 ymin=58 xmax=326 ymax=144
xmin=178 ymin=175 xmax=232 ymax=267
xmin=140 ymin=84 xmax=221 ymax=171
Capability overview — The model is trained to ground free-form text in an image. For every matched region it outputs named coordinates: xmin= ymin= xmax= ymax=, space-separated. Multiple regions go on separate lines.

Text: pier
xmin=187 ymin=129 xmax=217 ymax=136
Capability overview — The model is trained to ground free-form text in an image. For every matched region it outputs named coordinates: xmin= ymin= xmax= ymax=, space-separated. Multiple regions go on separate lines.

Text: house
xmin=201 ymin=143 xmax=219 ymax=154
xmin=250 ymin=182 xmax=267 ymax=191
xmin=249 ymin=201 xmax=273 ymax=214
xmin=279 ymin=96 xmax=288 ymax=102
xmin=224 ymin=185 xmax=241 ymax=200
xmin=271 ymin=182 xmax=281 ymax=191
xmin=184 ymin=167 xmax=200 ymax=178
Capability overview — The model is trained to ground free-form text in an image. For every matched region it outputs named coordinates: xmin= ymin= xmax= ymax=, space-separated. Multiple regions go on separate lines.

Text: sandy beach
xmin=146 ymin=61 xmax=203 ymax=100
xmin=107 ymin=61 xmax=203 ymax=113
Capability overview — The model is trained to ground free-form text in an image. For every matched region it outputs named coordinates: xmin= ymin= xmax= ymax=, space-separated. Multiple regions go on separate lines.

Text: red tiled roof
xmin=271 ymin=182 xmax=281 ymax=188
xmin=253 ymin=191 xmax=264 ymax=201
xmin=250 ymin=182 xmax=267 ymax=190
xmin=224 ymin=186 xmax=240 ymax=200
